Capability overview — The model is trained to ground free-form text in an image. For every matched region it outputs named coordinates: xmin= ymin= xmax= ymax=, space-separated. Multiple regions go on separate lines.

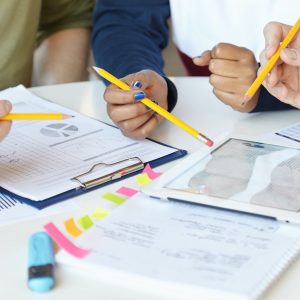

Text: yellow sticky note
xmin=64 ymin=218 xmax=83 ymax=237
xmin=136 ymin=173 xmax=152 ymax=186
xmin=91 ymin=207 xmax=110 ymax=220
xmin=102 ymin=192 xmax=126 ymax=205
xmin=77 ymin=215 xmax=94 ymax=230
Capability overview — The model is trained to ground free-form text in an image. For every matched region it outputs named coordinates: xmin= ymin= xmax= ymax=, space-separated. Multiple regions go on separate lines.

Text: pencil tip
xmin=62 ymin=114 xmax=74 ymax=120
xmin=92 ymin=66 xmax=101 ymax=73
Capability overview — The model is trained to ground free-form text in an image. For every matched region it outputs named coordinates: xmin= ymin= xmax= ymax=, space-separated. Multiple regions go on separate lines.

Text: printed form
xmin=0 ymin=86 xmax=176 ymax=201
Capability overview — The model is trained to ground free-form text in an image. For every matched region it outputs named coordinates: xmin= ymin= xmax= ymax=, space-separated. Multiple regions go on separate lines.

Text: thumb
xmin=0 ymin=100 xmax=12 ymax=117
xmin=193 ymin=50 xmax=212 ymax=66
xmin=280 ymin=48 xmax=300 ymax=66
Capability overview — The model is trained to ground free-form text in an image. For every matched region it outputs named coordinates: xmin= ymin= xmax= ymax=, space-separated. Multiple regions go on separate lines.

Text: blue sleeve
xmin=92 ymin=0 xmax=170 ymax=79
xmin=251 ymin=86 xmax=295 ymax=112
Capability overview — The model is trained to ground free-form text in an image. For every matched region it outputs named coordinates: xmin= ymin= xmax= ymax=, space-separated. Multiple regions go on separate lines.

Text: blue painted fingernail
xmin=134 ymin=91 xmax=145 ymax=101
xmin=132 ymin=81 xmax=142 ymax=88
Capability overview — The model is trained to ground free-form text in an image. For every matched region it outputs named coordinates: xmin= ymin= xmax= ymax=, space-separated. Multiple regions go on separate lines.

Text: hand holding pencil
xmin=94 ymin=67 xmax=213 ymax=147
xmin=0 ymin=100 xmax=12 ymax=141
xmin=258 ymin=20 xmax=300 ymax=108
xmin=244 ymin=18 xmax=300 ymax=105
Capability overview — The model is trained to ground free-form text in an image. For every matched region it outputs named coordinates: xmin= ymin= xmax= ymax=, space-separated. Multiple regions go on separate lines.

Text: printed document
xmin=0 ymin=86 xmax=177 ymax=201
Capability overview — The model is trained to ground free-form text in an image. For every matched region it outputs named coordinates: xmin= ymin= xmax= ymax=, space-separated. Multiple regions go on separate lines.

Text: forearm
xmin=32 ymin=28 xmax=90 ymax=86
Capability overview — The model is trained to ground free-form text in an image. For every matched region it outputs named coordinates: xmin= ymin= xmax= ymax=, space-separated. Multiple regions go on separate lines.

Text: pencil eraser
xmin=206 ymin=139 xmax=214 ymax=147
xmin=28 ymin=232 xmax=55 ymax=292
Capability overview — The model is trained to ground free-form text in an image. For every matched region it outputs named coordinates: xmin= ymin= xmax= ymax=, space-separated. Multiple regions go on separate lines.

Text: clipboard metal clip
xmin=71 ymin=157 xmax=144 ymax=190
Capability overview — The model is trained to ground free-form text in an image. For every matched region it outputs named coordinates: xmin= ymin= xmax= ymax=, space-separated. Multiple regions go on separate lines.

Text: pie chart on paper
xmin=40 ymin=123 xmax=79 ymax=138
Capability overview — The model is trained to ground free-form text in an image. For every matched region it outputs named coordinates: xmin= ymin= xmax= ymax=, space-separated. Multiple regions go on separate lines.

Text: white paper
xmin=57 ymin=194 xmax=300 ymax=300
xmin=0 ymin=192 xmax=77 ymax=226
xmin=274 ymin=122 xmax=300 ymax=143
xmin=0 ymin=86 xmax=177 ymax=201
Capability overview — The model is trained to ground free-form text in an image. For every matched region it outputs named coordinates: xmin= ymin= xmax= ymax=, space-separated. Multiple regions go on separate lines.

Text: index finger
xmin=103 ymin=83 xmax=139 ymax=105
xmin=263 ymin=22 xmax=291 ymax=59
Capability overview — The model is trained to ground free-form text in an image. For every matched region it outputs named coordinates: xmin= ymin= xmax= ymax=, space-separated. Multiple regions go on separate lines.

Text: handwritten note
xmin=57 ymin=194 xmax=300 ymax=298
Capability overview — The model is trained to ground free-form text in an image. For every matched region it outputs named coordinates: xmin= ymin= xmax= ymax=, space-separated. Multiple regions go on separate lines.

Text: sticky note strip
xmin=78 ymin=215 xmax=94 ymax=230
xmin=117 ymin=186 xmax=138 ymax=197
xmin=136 ymin=173 xmax=152 ymax=186
xmin=44 ymin=222 xmax=90 ymax=258
xmin=64 ymin=218 xmax=83 ymax=237
xmin=102 ymin=192 xmax=126 ymax=205
xmin=91 ymin=207 xmax=110 ymax=220
xmin=143 ymin=164 xmax=162 ymax=180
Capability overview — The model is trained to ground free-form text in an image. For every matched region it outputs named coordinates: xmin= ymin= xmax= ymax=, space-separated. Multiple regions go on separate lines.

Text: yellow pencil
xmin=0 ymin=113 xmax=73 ymax=121
xmin=93 ymin=67 xmax=213 ymax=147
xmin=244 ymin=18 xmax=300 ymax=102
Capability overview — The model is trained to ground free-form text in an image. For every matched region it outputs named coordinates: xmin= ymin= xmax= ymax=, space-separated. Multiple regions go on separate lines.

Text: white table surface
xmin=1 ymin=78 xmax=300 ymax=300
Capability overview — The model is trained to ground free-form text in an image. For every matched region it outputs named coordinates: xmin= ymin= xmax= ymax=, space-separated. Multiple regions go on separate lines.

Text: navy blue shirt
xmin=92 ymin=0 xmax=294 ymax=113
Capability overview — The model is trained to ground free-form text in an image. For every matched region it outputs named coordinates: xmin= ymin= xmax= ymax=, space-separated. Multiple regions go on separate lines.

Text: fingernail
xmin=0 ymin=100 xmax=11 ymax=114
xmin=282 ymin=48 xmax=298 ymax=60
xmin=132 ymin=81 xmax=142 ymax=89
xmin=134 ymin=91 xmax=145 ymax=101
xmin=4 ymin=101 xmax=11 ymax=113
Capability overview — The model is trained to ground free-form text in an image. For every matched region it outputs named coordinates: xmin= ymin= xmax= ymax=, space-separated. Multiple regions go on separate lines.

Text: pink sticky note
xmin=117 ymin=186 xmax=138 ymax=197
xmin=44 ymin=222 xmax=90 ymax=259
xmin=142 ymin=164 xmax=162 ymax=180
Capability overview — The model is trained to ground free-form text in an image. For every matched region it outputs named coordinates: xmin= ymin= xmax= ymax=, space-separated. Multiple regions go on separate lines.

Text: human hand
xmin=260 ymin=21 xmax=300 ymax=108
xmin=104 ymin=70 xmax=168 ymax=139
xmin=0 ymin=100 xmax=12 ymax=141
xmin=193 ymin=43 xmax=259 ymax=112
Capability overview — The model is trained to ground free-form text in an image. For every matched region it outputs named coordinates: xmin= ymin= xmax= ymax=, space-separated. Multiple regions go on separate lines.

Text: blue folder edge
xmin=0 ymin=143 xmax=187 ymax=210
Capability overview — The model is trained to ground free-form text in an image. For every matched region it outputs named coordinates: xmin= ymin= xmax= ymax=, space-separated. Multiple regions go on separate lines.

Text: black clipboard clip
xmin=71 ymin=157 xmax=144 ymax=190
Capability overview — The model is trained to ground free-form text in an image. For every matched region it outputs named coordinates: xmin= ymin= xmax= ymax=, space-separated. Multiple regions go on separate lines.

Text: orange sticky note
xmin=64 ymin=218 xmax=83 ymax=237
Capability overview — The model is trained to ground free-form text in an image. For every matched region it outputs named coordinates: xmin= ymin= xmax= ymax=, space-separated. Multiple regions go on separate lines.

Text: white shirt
xmin=170 ymin=0 xmax=298 ymax=59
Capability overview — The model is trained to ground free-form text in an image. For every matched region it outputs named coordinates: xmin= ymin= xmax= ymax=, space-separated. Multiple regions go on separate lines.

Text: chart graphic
xmin=40 ymin=123 xmax=78 ymax=138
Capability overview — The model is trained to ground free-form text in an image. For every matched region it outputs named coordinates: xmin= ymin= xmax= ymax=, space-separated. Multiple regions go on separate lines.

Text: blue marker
xmin=28 ymin=232 xmax=55 ymax=292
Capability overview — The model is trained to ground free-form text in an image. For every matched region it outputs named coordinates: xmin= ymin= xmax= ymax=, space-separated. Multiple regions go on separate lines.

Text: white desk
xmin=1 ymin=78 xmax=300 ymax=300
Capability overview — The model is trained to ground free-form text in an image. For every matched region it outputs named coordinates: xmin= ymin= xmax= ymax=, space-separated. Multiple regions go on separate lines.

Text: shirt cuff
xmin=250 ymin=86 xmax=295 ymax=112
xmin=163 ymin=76 xmax=178 ymax=112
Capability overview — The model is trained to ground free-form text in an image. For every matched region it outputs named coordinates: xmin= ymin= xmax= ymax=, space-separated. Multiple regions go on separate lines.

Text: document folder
xmin=0 ymin=85 xmax=187 ymax=209
xmin=0 ymin=147 xmax=186 ymax=210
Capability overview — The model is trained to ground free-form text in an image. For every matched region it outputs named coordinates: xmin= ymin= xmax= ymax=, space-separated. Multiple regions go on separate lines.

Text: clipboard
xmin=0 ymin=144 xmax=187 ymax=209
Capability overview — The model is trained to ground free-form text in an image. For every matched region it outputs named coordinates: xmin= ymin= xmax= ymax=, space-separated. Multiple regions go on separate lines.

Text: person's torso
xmin=170 ymin=0 xmax=299 ymax=59
xmin=0 ymin=0 xmax=41 ymax=90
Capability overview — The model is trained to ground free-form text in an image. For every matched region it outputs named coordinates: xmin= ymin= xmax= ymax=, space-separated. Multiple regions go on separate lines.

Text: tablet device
xmin=143 ymin=138 xmax=300 ymax=223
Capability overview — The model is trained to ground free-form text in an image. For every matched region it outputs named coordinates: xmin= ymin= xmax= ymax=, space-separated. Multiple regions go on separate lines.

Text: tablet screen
xmin=166 ymin=139 xmax=300 ymax=212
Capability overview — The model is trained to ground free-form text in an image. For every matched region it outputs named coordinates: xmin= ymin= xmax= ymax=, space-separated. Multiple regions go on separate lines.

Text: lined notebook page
xmin=57 ymin=194 xmax=300 ymax=300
